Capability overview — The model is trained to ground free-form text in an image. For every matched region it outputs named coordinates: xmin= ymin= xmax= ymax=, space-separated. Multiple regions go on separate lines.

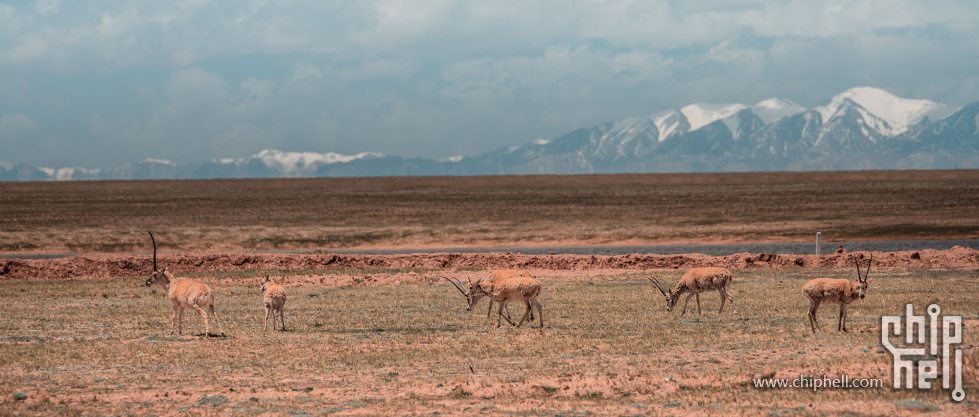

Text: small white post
xmin=816 ymin=232 xmax=821 ymax=256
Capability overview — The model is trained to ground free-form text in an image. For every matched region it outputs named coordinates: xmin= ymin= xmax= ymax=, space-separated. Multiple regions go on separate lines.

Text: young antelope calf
xmin=261 ymin=274 xmax=287 ymax=331
xmin=145 ymin=232 xmax=225 ymax=338
xmin=649 ymin=267 xmax=736 ymax=315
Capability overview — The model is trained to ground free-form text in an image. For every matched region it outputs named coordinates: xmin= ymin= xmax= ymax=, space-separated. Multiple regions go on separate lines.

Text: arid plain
xmin=1 ymin=170 xmax=978 ymax=416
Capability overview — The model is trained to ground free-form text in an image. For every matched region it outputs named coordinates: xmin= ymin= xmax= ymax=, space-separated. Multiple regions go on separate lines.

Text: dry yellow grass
xmin=0 ymin=267 xmax=975 ymax=415
xmin=1 ymin=172 xmax=977 ymax=415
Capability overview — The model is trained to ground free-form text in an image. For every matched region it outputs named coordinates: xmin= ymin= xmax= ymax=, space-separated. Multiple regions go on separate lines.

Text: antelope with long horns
xmin=648 ymin=267 xmax=736 ymax=316
xmin=145 ymin=232 xmax=225 ymax=338
xmin=482 ymin=270 xmax=535 ymax=321
xmin=801 ymin=253 xmax=872 ymax=333
xmin=443 ymin=275 xmax=543 ymax=328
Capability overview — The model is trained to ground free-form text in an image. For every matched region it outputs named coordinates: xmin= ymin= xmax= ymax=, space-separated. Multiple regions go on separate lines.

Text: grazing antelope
xmin=144 ymin=232 xmax=225 ymax=338
xmin=483 ymin=270 xmax=535 ymax=320
xmin=444 ymin=275 xmax=544 ymax=328
xmin=261 ymin=274 xmax=287 ymax=331
xmin=801 ymin=253 xmax=872 ymax=333
xmin=648 ymin=267 xmax=736 ymax=316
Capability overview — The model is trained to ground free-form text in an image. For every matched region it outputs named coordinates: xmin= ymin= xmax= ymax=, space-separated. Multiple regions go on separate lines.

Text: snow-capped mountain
xmin=195 ymin=149 xmax=384 ymax=178
xmin=814 ymin=87 xmax=951 ymax=136
xmin=752 ymin=98 xmax=805 ymax=124
xmin=447 ymin=86 xmax=978 ymax=174
xmin=0 ymin=151 xmax=385 ymax=181
xmin=454 ymin=86 xmax=978 ymax=174
xmin=3 ymin=86 xmax=978 ymax=181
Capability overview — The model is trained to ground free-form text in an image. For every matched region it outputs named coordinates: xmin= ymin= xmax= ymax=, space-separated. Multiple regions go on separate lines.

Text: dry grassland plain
xmin=0 ymin=170 xmax=978 ymax=416
xmin=1 ymin=170 xmax=978 ymax=253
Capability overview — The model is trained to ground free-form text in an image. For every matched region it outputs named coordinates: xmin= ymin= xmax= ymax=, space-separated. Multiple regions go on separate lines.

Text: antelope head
xmin=854 ymin=253 xmax=872 ymax=299
xmin=647 ymin=276 xmax=679 ymax=311
xmin=145 ymin=231 xmax=168 ymax=287
xmin=261 ymin=274 xmax=272 ymax=294
xmin=443 ymin=276 xmax=486 ymax=311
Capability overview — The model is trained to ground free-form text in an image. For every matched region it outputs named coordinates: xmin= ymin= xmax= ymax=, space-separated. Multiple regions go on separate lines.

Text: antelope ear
xmin=161 ymin=267 xmax=168 ymax=273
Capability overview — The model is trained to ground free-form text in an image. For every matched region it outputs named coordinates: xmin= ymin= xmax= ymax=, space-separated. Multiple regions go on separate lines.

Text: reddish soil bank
xmin=2 ymin=246 xmax=977 ymax=281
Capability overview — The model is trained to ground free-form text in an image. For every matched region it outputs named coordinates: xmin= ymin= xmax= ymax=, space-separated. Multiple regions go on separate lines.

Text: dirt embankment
xmin=2 ymin=246 xmax=977 ymax=281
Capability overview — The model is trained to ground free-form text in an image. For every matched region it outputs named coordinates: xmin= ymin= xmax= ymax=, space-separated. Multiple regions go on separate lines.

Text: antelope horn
xmin=853 ymin=254 xmax=862 ymax=283
xmin=442 ymin=276 xmax=467 ymax=296
xmin=647 ymin=277 xmax=668 ymax=297
xmin=148 ymin=231 xmax=158 ymax=272
xmin=864 ymin=253 xmax=873 ymax=283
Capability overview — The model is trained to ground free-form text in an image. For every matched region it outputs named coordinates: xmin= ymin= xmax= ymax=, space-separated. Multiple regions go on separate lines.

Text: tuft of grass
xmin=448 ymin=385 xmax=472 ymax=399
xmin=538 ymin=385 xmax=559 ymax=394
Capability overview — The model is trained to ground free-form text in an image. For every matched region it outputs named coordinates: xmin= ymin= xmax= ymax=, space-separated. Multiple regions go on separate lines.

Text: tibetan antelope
xmin=144 ymin=232 xmax=225 ymax=338
xmin=261 ymin=274 xmax=287 ymax=331
xmin=483 ymin=270 xmax=535 ymax=321
xmin=648 ymin=267 xmax=736 ymax=315
xmin=443 ymin=275 xmax=544 ymax=328
xmin=801 ymin=253 xmax=872 ymax=333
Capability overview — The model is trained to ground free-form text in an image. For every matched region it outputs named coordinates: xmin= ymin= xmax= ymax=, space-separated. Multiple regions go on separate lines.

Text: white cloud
xmin=36 ymin=0 xmax=60 ymax=15
xmin=88 ymin=113 xmax=111 ymax=136
xmin=163 ymin=68 xmax=230 ymax=118
xmin=9 ymin=35 xmax=48 ymax=64
xmin=334 ymin=59 xmax=415 ymax=81
xmin=2 ymin=0 xmax=979 ymax=168
xmin=230 ymin=78 xmax=277 ymax=117
xmin=289 ymin=63 xmax=322 ymax=84
xmin=368 ymin=0 xmax=456 ymax=40
xmin=0 ymin=113 xmax=38 ymax=137
xmin=0 ymin=1 xmax=972 ymax=69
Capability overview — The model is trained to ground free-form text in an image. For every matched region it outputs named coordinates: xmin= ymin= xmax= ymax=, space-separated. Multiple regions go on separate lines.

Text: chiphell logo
xmin=881 ymin=304 xmax=965 ymax=402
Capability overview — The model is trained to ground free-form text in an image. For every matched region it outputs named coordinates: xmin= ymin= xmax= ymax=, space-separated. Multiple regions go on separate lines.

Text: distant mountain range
xmin=3 ymin=86 xmax=978 ymax=181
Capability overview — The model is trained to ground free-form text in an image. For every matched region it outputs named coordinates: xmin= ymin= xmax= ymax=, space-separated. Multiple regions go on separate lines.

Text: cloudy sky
xmin=1 ymin=0 xmax=978 ymax=169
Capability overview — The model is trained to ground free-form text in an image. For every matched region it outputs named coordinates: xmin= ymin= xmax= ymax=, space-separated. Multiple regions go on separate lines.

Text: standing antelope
xmin=144 ymin=232 xmax=225 ymax=338
xmin=261 ymin=275 xmax=287 ymax=331
xmin=648 ymin=267 xmax=736 ymax=316
xmin=801 ymin=253 xmax=872 ymax=333
xmin=443 ymin=275 xmax=544 ymax=328
xmin=483 ymin=270 xmax=535 ymax=321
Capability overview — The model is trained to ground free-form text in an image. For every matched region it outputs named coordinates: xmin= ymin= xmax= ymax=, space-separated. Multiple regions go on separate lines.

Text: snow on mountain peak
xmin=252 ymin=149 xmax=381 ymax=176
xmin=38 ymin=166 xmax=102 ymax=180
xmin=814 ymin=87 xmax=946 ymax=135
xmin=652 ymin=110 xmax=684 ymax=142
xmin=680 ymin=103 xmax=747 ymax=131
xmin=608 ymin=116 xmax=649 ymax=135
xmin=144 ymin=158 xmax=175 ymax=165
xmin=752 ymin=98 xmax=805 ymax=124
